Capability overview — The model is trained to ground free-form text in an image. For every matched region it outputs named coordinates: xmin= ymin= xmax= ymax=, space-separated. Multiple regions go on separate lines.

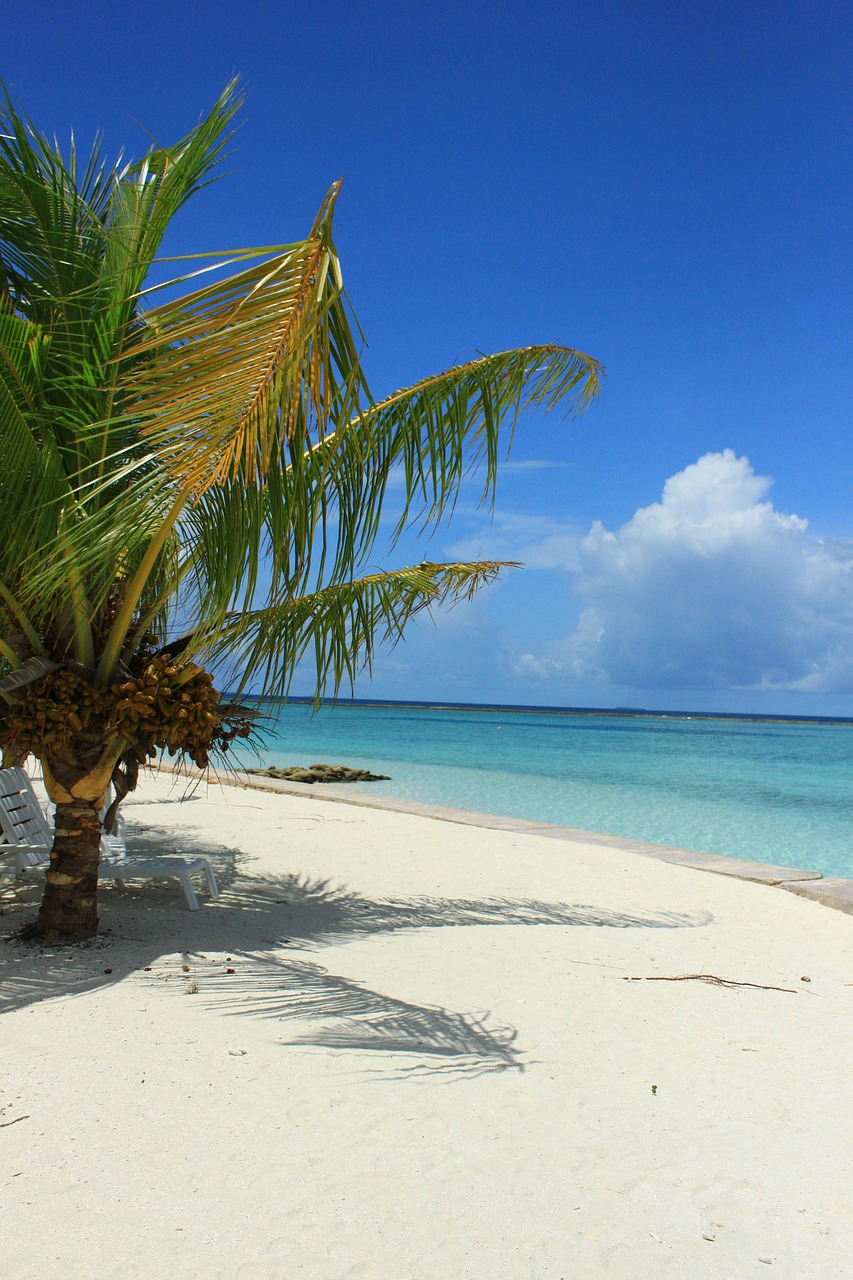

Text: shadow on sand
xmin=1 ymin=818 xmax=713 ymax=1079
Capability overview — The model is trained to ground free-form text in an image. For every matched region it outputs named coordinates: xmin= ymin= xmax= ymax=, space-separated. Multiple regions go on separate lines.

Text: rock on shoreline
xmin=243 ymin=763 xmax=391 ymax=784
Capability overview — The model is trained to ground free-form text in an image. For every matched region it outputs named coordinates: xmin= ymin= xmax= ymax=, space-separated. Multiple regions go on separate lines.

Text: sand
xmin=2 ymin=769 xmax=852 ymax=1279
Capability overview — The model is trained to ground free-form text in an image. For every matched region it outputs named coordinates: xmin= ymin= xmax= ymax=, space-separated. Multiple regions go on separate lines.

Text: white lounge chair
xmin=0 ymin=767 xmax=218 ymax=910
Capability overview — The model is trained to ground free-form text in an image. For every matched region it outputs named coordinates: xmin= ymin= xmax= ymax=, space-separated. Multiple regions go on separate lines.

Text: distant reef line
xmin=225 ymin=695 xmax=853 ymax=729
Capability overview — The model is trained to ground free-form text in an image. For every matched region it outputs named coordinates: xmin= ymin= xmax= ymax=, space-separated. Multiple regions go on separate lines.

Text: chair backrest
xmin=0 ymin=767 xmax=129 ymax=869
xmin=0 ymin=767 xmax=52 ymax=848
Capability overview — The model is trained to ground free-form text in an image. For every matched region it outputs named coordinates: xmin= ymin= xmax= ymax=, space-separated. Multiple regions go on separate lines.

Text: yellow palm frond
xmin=117 ymin=182 xmax=364 ymax=496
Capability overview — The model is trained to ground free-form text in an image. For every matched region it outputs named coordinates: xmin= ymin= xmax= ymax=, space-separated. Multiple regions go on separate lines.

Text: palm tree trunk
xmin=36 ymin=800 xmax=101 ymax=941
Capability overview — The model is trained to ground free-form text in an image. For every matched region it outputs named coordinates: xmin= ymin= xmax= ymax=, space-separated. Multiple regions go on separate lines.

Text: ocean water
xmin=231 ymin=701 xmax=853 ymax=879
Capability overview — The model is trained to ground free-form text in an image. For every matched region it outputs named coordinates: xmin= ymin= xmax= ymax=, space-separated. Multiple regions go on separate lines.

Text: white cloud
xmin=513 ymin=652 xmax=564 ymax=679
xmin=560 ymin=450 xmax=853 ymax=692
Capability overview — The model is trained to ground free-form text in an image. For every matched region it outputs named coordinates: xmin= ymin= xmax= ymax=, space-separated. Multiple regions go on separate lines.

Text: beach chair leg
xmin=178 ymin=872 xmax=200 ymax=910
xmin=203 ymin=863 xmax=219 ymax=900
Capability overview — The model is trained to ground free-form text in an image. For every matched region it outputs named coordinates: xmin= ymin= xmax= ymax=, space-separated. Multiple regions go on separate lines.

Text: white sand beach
xmin=2 ymin=770 xmax=853 ymax=1280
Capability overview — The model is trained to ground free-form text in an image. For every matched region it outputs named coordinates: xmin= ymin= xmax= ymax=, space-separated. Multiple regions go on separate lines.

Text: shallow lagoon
xmin=232 ymin=702 xmax=853 ymax=879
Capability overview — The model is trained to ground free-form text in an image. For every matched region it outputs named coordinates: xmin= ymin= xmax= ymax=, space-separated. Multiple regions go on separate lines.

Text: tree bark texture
xmin=36 ymin=800 xmax=101 ymax=941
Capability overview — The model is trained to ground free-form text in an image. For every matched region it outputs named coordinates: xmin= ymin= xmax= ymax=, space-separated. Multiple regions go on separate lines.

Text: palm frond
xmin=0 ymin=303 xmax=70 ymax=583
xmin=79 ymin=343 xmax=600 ymax=687
xmin=200 ymin=560 xmax=512 ymax=699
xmin=331 ymin=344 xmax=602 ymax=539
xmin=0 ymin=81 xmax=247 ymax=664
xmin=112 ymin=181 xmax=368 ymax=496
xmin=0 ymin=653 xmax=61 ymax=691
xmin=254 ymin=344 xmax=603 ymax=592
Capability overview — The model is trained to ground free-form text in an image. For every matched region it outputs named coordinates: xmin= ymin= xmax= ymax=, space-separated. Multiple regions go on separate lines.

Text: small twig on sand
xmin=0 ymin=1114 xmax=30 ymax=1128
xmin=623 ymin=974 xmax=797 ymax=993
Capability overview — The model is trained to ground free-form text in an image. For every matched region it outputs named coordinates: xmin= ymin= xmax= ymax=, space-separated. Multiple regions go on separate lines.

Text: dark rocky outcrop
xmin=244 ymin=763 xmax=390 ymax=784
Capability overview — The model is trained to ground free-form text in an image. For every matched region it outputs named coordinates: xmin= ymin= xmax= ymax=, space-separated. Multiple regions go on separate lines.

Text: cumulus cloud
xmin=513 ymin=652 xmax=564 ymax=679
xmin=563 ymin=450 xmax=853 ymax=692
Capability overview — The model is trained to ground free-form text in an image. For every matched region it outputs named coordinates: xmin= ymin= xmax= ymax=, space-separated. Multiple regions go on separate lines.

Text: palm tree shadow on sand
xmin=208 ymin=952 xmax=525 ymax=1080
xmin=1 ymin=823 xmax=713 ymax=1080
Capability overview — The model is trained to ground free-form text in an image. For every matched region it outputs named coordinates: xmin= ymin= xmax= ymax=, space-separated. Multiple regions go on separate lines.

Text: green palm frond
xmin=0 ymin=82 xmax=246 ymax=668
xmin=80 ymin=342 xmax=598 ymax=687
xmin=200 ymin=560 xmax=512 ymax=699
xmin=139 ymin=345 xmax=601 ymax=642
xmin=305 ymin=344 xmax=603 ymax=555
xmin=0 ymin=306 xmax=52 ymax=529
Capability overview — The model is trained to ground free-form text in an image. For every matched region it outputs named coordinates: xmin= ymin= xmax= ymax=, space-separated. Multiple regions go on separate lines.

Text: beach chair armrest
xmin=0 ymin=843 xmax=50 ymax=872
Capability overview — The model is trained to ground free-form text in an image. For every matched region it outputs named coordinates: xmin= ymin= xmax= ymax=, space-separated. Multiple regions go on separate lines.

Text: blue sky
xmin=6 ymin=1 xmax=852 ymax=714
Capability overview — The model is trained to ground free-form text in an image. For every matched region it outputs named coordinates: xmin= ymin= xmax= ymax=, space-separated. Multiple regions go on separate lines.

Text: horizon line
xmin=227 ymin=694 xmax=853 ymax=728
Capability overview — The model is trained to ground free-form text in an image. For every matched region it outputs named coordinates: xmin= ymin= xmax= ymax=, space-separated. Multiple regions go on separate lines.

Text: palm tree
xmin=0 ymin=83 xmax=602 ymax=941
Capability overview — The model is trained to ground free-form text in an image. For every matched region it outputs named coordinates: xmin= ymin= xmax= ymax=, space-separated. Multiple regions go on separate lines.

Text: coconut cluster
xmin=0 ymin=656 xmax=252 ymax=770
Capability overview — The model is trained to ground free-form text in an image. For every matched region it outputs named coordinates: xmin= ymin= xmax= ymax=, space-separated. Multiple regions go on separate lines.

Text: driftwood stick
xmin=0 ymin=1114 xmax=30 ymax=1128
xmin=623 ymin=973 xmax=797 ymax=993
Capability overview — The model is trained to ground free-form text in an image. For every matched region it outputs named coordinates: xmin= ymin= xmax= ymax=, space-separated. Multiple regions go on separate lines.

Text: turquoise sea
xmin=232 ymin=701 xmax=853 ymax=879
